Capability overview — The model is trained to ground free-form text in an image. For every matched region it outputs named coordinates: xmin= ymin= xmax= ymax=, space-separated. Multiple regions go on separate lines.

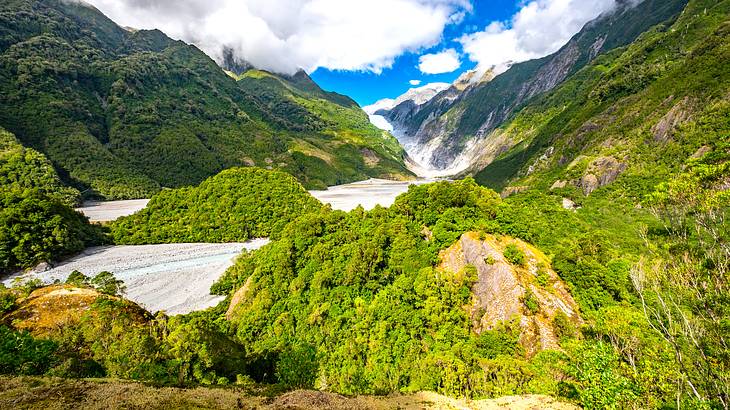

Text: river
xmin=8 ymin=179 xmax=430 ymax=314
xmin=76 ymin=178 xmax=429 ymax=222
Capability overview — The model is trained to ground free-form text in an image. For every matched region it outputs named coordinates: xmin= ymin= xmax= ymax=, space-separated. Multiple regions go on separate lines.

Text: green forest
xmin=0 ymin=0 xmax=728 ymax=409
xmin=0 ymin=0 xmax=412 ymax=199
xmin=110 ymin=167 xmax=323 ymax=244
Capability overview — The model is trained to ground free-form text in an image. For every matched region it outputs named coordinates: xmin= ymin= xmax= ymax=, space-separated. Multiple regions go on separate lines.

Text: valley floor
xmin=76 ymin=179 xmax=428 ymax=222
xmin=0 ymin=377 xmax=580 ymax=410
xmin=3 ymin=241 xmax=269 ymax=315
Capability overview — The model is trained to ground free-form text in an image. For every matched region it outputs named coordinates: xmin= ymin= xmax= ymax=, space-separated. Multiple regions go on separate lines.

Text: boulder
xmin=562 ymin=198 xmax=579 ymax=211
xmin=551 ymin=180 xmax=568 ymax=190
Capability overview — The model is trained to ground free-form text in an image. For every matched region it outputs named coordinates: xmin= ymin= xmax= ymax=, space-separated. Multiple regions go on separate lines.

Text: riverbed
xmin=35 ymin=178 xmax=429 ymax=314
xmin=76 ymin=178 xmax=428 ymax=222
xmin=3 ymin=240 xmax=269 ymax=315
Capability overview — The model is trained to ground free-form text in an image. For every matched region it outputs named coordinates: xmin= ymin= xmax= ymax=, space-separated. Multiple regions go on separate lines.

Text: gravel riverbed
xmin=3 ymin=240 xmax=269 ymax=315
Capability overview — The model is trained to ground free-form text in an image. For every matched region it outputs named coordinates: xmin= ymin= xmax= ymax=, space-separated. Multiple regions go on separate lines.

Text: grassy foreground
xmin=0 ymin=376 xmax=578 ymax=410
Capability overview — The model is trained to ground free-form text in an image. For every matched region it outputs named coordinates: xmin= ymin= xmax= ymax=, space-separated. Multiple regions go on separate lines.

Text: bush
xmin=552 ymin=311 xmax=575 ymax=340
xmin=522 ymin=289 xmax=540 ymax=314
xmin=0 ymin=326 xmax=57 ymax=375
xmin=90 ymin=272 xmax=125 ymax=296
xmin=66 ymin=270 xmax=90 ymax=287
xmin=504 ymin=244 xmax=526 ymax=266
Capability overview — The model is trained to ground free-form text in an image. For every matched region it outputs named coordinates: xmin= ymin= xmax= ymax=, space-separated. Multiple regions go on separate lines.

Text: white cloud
xmin=418 ymin=48 xmax=461 ymax=74
xmin=459 ymin=0 xmax=618 ymax=73
xmin=409 ymin=79 xmax=422 ymax=86
xmin=83 ymin=0 xmax=471 ymax=75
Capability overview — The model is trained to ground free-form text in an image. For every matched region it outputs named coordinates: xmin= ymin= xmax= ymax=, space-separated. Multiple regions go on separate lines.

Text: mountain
xmin=0 ymin=0 xmax=412 ymax=199
xmin=474 ymin=0 xmax=728 ymax=195
xmin=378 ymin=0 xmax=690 ymax=173
xmin=368 ymin=71 xmax=494 ymax=176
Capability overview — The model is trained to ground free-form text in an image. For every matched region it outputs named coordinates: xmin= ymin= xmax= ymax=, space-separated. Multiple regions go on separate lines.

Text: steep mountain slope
xmin=380 ymin=0 xmax=689 ymax=172
xmin=373 ymin=70 xmax=494 ymax=175
xmin=475 ymin=0 xmax=729 ymax=198
xmin=0 ymin=0 xmax=411 ymax=199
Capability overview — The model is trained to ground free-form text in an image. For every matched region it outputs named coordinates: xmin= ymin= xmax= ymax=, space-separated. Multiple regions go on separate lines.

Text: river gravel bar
xmin=3 ymin=240 xmax=269 ymax=315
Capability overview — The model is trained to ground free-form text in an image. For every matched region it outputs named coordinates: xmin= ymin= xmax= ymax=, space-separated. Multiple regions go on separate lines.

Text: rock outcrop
xmin=652 ymin=97 xmax=693 ymax=142
xmin=2 ymin=285 xmax=151 ymax=337
xmin=439 ymin=233 xmax=582 ymax=356
xmin=576 ymin=156 xmax=627 ymax=195
xmin=375 ymin=0 xmax=687 ymax=175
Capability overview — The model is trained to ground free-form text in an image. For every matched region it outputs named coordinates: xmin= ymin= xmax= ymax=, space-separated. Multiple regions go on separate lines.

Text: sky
xmin=82 ymin=0 xmax=622 ymax=106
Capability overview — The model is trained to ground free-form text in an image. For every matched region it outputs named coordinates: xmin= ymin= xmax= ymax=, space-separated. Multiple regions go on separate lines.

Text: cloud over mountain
xmin=460 ymin=0 xmax=618 ymax=72
xmin=418 ymin=48 xmax=461 ymax=74
xmin=84 ymin=0 xmax=471 ymax=75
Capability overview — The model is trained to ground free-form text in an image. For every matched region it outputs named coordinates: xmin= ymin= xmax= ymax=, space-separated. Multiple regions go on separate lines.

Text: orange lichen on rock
xmin=2 ymin=285 xmax=150 ymax=337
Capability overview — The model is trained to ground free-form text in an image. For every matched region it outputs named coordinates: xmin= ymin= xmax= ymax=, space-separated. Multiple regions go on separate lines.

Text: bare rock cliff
xmin=439 ymin=232 xmax=582 ymax=356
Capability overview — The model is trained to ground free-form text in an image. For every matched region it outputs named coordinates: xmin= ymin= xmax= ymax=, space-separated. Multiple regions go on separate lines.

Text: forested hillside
xmin=0 ymin=127 xmax=104 ymax=274
xmin=111 ymin=168 xmax=323 ymax=244
xmin=475 ymin=0 xmax=729 ymax=197
xmin=0 ymin=0 xmax=412 ymax=199
xmin=0 ymin=0 xmax=727 ymax=408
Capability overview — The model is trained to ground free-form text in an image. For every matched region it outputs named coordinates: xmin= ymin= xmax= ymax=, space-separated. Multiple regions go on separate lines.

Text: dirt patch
xmin=0 ymin=377 xmax=580 ymax=410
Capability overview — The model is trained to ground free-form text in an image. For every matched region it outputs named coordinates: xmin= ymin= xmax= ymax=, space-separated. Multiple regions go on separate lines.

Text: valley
xmin=75 ymin=178 xmax=430 ymax=222
xmin=3 ymin=241 xmax=269 ymax=315
xmin=0 ymin=0 xmax=728 ymax=409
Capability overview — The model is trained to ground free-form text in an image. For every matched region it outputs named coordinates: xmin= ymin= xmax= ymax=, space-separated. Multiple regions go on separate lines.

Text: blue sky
xmin=311 ymin=0 xmax=521 ymax=106
xmin=87 ymin=0 xmax=618 ymax=107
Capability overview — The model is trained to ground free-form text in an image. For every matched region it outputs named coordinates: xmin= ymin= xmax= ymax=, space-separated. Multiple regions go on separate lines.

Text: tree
xmin=90 ymin=272 xmax=126 ymax=296
xmin=632 ymin=149 xmax=729 ymax=408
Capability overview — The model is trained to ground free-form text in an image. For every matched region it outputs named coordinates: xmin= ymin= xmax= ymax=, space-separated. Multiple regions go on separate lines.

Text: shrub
xmin=90 ymin=272 xmax=126 ymax=296
xmin=66 ymin=270 xmax=90 ymax=287
xmin=504 ymin=244 xmax=526 ymax=266
xmin=522 ymin=289 xmax=540 ymax=314
xmin=553 ymin=311 xmax=575 ymax=339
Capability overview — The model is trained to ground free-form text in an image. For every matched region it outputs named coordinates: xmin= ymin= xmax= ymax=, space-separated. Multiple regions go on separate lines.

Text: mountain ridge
xmin=377 ymin=0 xmax=690 ymax=172
xmin=0 ymin=0 xmax=412 ymax=199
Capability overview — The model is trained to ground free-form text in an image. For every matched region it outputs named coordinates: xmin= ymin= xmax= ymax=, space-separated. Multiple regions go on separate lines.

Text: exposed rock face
xmin=500 ymin=186 xmax=529 ymax=198
xmin=439 ymin=233 xmax=582 ymax=357
xmin=652 ymin=97 xmax=693 ymax=142
xmin=576 ymin=156 xmax=627 ymax=195
xmin=375 ymin=0 xmax=687 ymax=175
xmin=226 ymin=275 xmax=253 ymax=319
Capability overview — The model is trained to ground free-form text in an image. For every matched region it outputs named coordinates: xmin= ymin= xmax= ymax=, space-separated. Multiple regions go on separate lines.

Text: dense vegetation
xmin=3 ymin=166 xmax=727 ymax=408
xmin=0 ymin=0 xmax=411 ymax=199
xmin=0 ymin=0 xmax=727 ymax=409
xmin=111 ymin=168 xmax=323 ymax=244
xmin=0 ymin=127 xmax=103 ymax=274
xmin=475 ymin=0 xmax=729 ymax=194
xmin=0 ymin=190 xmax=103 ymax=274
xmin=0 ymin=127 xmax=79 ymax=206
